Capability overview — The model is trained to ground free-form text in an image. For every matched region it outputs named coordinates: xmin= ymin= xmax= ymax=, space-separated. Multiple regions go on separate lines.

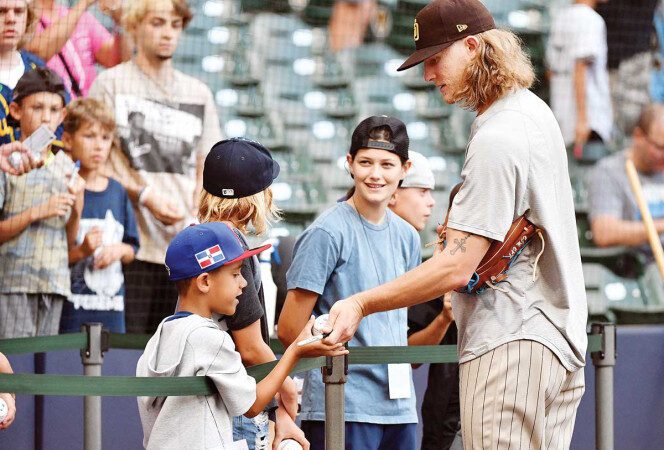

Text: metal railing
xmin=0 ymin=323 xmax=615 ymax=450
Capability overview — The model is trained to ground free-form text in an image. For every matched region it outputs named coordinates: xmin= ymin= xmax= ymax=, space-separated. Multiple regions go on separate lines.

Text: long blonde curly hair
xmin=197 ymin=188 xmax=281 ymax=236
xmin=456 ymin=29 xmax=535 ymax=111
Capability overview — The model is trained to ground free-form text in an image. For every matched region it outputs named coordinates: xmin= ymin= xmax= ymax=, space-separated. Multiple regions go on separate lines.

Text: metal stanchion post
xmin=322 ymin=354 xmax=348 ymax=450
xmin=81 ymin=323 xmax=108 ymax=450
xmin=591 ymin=323 xmax=616 ymax=450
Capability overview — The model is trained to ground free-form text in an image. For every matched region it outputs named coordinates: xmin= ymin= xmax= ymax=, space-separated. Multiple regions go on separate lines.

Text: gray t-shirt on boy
xmin=448 ymin=89 xmax=588 ymax=372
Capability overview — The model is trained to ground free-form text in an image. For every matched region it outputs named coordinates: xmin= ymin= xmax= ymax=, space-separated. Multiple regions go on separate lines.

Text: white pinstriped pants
xmin=459 ymin=340 xmax=585 ymax=450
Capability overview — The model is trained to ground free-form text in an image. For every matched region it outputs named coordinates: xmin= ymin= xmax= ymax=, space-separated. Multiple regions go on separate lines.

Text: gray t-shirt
xmin=588 ymin=149 xmax=664 ymax=256
xmin=448 ymin=89 xmax=588 ymax=372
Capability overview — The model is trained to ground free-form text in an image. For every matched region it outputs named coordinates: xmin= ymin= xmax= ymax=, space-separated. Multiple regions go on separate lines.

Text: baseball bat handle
xmin=625 ymin=157 xmax=664 ymax=280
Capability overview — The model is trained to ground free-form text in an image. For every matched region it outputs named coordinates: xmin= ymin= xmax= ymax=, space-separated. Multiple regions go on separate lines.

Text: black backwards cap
xmin=12 ymin=68 xmax=68 ymax=105
xmin=203 ymin=137 xmax=280 ymax=199
xmin=349 ymin=115 xmax=409 ymax=160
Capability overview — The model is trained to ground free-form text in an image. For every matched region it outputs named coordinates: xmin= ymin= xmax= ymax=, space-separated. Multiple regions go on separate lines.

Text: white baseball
xmin=0 ymin=398 xmax=8 ymax=422
xmin=312 ymin=314 xmax=330 ymax=336
xmin=277 ymin=439 xmax=303 ymax=450
xmin=8 ymin=151 xmax=22 ymax=170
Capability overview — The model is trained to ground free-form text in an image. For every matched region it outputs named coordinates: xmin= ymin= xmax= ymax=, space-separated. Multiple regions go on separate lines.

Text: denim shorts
xmin=233 ymin=411 xmax=269 ymax=450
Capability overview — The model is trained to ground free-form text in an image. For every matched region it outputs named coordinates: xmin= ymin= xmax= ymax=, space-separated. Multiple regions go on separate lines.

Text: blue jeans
xmin=233 ymin=412 xmax=269 ymax=450
xmin=300 ymin=420 xmax=418 ymax=450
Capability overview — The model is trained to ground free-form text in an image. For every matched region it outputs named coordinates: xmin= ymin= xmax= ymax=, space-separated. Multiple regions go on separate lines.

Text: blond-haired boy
xmin=59 ymin=97 xmax=139 ymax=333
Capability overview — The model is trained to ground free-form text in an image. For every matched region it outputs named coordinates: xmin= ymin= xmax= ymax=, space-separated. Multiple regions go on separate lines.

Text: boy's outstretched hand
xmin=293 ymin=316 xmax=349 ymax=358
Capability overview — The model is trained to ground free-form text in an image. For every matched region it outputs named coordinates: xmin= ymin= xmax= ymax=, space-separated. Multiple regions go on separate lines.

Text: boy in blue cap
xmin=136 ymin=222 xmax=347 ymax=450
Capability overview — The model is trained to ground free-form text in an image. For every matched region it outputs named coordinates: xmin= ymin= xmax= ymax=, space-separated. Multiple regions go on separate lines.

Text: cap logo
xmin=456 ymin=24 xmax=468 ymax=32
xmin=413 ymin=19 xmax=419 ymax=41
xmin=222 ymin=189 xmax=234 ymax=196
xmin=195 ymin=245 xmax=226 ymax=269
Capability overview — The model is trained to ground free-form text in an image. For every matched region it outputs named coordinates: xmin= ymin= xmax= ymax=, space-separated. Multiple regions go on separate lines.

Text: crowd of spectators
xmin=0 ymin=0 xmax=663 ymax=446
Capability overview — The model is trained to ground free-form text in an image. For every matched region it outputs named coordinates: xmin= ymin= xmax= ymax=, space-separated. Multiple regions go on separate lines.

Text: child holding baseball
xmin=0 ymin=68 xmax=83 ymax=338
xmin=59 ymin=97 xmax=139 ymax=333
xmin=198 ymin=138 xmax=305 ymax=449
xmin=137 ymin=222 xmax=346 ymax=449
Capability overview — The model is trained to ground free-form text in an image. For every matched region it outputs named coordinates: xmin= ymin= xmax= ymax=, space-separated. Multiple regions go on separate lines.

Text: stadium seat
xmin=311 ymin=52 xmax=350 ymax=88
xmin=215 ymin=84 xmax=266 ymax=120
xmin=301 ymin=0 xmax=335 ymax=27
xmin=198 ymin=0 xmax=249 ymax=26
xmin=221 ymin=113 xmax=285 ymax=149
xmin=610 ymin=261 xmax=664 ymax=324
xmin=343 ymin=43 xmax=403 ymax=79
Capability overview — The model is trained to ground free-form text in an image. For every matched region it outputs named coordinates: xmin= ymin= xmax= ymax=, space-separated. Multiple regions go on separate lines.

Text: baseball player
xmin=324 ymin=1 xmax=588 ymax=449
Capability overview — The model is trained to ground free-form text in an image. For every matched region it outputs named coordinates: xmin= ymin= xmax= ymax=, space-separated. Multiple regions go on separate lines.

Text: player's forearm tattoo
xmin=450 ymin=233 xmax=471 ymax=255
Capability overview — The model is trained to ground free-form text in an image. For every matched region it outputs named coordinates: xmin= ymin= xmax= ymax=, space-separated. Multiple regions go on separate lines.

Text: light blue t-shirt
xmin=286 ymin=201 xmax=420 ymax=424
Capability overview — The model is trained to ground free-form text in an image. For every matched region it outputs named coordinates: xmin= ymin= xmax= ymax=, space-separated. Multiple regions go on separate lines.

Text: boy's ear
xmin=8 ymin=102 xmax=21 ymax=123
xmin=195 ymin=273 xmax=211 ymax=294
xmin=59 ymin=107 xmax=67 ymax=126
xmin=400 ymin=160 xmax=412 ymax=180
xmin=388 ymin=191 xmax=398 ymax=208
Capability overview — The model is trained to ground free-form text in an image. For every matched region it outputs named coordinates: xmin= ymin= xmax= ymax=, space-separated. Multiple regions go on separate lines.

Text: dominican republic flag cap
xmin=165 ymin=222 xmax=271 ymax=281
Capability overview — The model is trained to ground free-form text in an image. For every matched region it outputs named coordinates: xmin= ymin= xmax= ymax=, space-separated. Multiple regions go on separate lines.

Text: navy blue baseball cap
xmin=165 ymin=222 xmax=271 ymax=281
xmin=203 ymin=138 xmax=280 ymax=199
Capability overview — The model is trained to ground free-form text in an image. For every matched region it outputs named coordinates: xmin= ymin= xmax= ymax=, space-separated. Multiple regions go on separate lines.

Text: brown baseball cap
xmin=397 ymin=0 xmax=496 ymax=72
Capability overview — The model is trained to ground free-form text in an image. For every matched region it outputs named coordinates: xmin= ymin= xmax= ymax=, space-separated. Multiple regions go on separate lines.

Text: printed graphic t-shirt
xmin=89 ymin=60 xmax=222 ymax=264
xmin=69 ymin=178 xmax=139 ymax=311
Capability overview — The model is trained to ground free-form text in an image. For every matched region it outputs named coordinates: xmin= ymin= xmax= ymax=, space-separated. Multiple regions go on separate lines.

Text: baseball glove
xmin=435 ymin=183 xmax=544 ymax=295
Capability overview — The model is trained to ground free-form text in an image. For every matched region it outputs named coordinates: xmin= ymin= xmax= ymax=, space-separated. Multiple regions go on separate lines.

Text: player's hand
xmin=143 ymin=190 xmax=184 ymax=226
xmin=323 ymin=298 xmax=365 ymax=345
xmin=0 ymin=142 xmax=42 ymax=176
xmin=94 ymin=243 xmax=125 ymax=269
xmin=32 ymin=193 xmax=76 ymax=221
xmin=81 ymin=227 xmax=103 ymax=257
xmin=294 ymin=316 xmax=348 ymax=358
xmin=273 ymin=408 xmax=310 ymax=450
xmin=0 ymin=393 xmax=16 ymax=430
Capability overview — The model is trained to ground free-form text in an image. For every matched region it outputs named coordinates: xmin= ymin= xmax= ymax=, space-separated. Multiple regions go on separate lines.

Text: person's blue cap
xmin=203 ymin=137 xmax=280 ymax=199
xmin=165 ymin=222 xmax=271 ymax=281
